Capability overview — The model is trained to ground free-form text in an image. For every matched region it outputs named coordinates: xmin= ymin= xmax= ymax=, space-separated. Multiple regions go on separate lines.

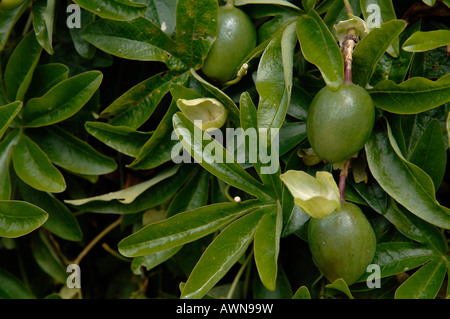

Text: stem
xmin=339 ymin=158 xmax=351 ymax=202
xmin=72 ymin=216 xmax=123 ymax=265
xmin=225 ymin=0 xmax=234 ymax=7
xmin=343 ymin=0 xmax=353 ymax=16
xmin=227 ymin=250 xmax=253 ymax=299
xmin=342 ymin=33 xmax=357 ymax=85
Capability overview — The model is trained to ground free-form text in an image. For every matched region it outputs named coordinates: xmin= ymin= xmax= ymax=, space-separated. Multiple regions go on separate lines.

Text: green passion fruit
xmin=0 ymin=0 xmax=25 ymax=10
xmin=202 ymin=4 xmax=257 ymax=84
xmin=306 ymin=84 xmax=375 ymax=163
xmin=308 ymin=201 xmax=376 ymax=285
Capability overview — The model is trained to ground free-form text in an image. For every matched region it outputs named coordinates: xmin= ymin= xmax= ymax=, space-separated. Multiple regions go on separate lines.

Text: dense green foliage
xmin=0 ymin=0 xmax=449 ymax=300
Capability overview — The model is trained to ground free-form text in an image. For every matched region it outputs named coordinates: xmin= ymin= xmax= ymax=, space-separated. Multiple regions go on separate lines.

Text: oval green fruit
xmin=202 ymin=4 xmax=257 ymax=84
xmin=308 ymin=201 xmax=376 ymax=285
xmin=306 ymin=84 xmax=375 ymax=163
xmin=0 ymin=0 xmax=25 ymax=10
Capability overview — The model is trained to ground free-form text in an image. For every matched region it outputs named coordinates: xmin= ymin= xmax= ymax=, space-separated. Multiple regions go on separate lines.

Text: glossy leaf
xmin=0 ymin=0 xmax=31 ymax=51
xmin=85 ymin=121 xmax=152 ymax=157
xmin=0 ymin=130 xmax=20 ymax=200
xmin=118 ymin=200 xmax=261 ymax=257
xmin=31 ymin=231 xmax=68 ymax=284
xmin=0 ymin=268 xmax=36 ymax=299
xmin=83 ymin=17 xmax=184 ymax=68
xmin=173 ymin=112 xmax=273 ymax=202
xmin=296 ymin=10 xmax=343 ymax=90
xmin=65 ymin=165 xmax=179 ymax=206
xmin=352 ymin=20 xmax=406 ymax=87
xmin=174 ymin=0 xmax=218 ymax=70
xmin=73 ymin=0 xmax=148 ymax=21
xmin=256 ymin=21 xmax=297 ymax=135
xmin=64 ymin=164 xmax=194 ymax=214
xmin=369 ymin=74 xmax=450 ymax=114
xmin=190 ymin=69 xmax=241 ymax=123
xmin=407 ymin=119 xmax=446 ymax=190
xmin=235 ymin=0 xmax=301 ymax=10
xmin=68 ymin=6 xmax=96 ymax=59
xmin=360 ymin=0 xmax=399 ymax=57
xmin=0 ymin=101 xmax=22 ymax=140
xmin=28 ymin=126 xmax=117 ymax=176
xmin=18 ymin=181 xmax=82 ymax=242
xmin=254 ymin=203 xmax=282 ymax=291
xmin=402 ymin=30 xmax=450 ymax=52
xmin=100 ymin=70 xmax=189 ymax=128
xmin=26 ymin=63 xmax=69 ymax=99
xmin=4 ymin=31 xmax=42 ymax=101
xmin=181 ymin=207 xmax=266 ymax=299
xmin=395 ymin=257 xmax=447 ymax=299
xmin=365 ymin=120 xmax=450 ymax=229
xmin=131 ymin=246 xmax=182 ymax=275
xmin=32 ymin=0 xmax=56 ymax=55
xmin=128 ymin=99 xmax=183 ymax=169
xmin=240 ymin=92 xmax=282 ymax=199
xmin=12 ymin=135 xmax=66 ymax=193
xmin=292 ymin=286 xmax=311 ymax=299
xmin=0 ymin=200 xmax=48 ymax=238
xmin=22 ymin=71 xmax=103 ymax=127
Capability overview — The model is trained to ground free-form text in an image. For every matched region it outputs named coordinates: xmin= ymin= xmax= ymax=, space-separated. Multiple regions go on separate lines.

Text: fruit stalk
xmin=339 ymin=158 xmax=351 ymax=202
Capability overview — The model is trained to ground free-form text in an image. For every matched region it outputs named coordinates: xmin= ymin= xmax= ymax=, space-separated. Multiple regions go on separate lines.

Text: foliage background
xmin=0 ymin=0 xmax=449 ymax=299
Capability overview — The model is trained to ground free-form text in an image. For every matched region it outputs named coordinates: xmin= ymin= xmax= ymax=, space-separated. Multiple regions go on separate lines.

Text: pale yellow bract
xmin=176 ymin=98 xmax=227 ymax=132
xmin=280 ymin=170 xmax=341 ymax=219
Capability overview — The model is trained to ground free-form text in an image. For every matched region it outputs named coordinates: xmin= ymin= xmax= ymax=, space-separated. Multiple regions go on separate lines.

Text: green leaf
xmin=12 ymin=134 xmax=66 ymax=193
xmin=369 ymin=74 xmax=450 ymax=114
xmin=325 ymin=278 xmax=353 ymax=299
xmin=181 ymin=207 xmax=266 ymax=299
xmin=68 ymin=6 xmax=96 ymax=59
xmin=4 ymin=31 xmax=43 ymax=101
xmin=65 ymin=165 xmax=179 ymax=206
xmin=0 ymin=200 xmax=48 ymax=238
xmin=296 ymin=10 xmax=343 ymax=90
xmin=28 ymin=126 xmax=117 ymax=176
xmin=190 ymin=69 xmax=241 ymax=123
xmin=65 ymin=164 xmax=194 ymax=214
xmin=128 ymin=99 xmax=183 ymax=169
xmin=292 ymin=286 xmax=311 ymax=299
xmin=85 ymin=121 xmax=152 ymax=157
xmin=240 ymin=92 xmax=282 ymax=199
xmin=174 ymin=0 xmax=218 ymax=70
xmin=0 ymin=130 xmax=20 ymax=200
xmin=73 ymin=0 xmax=148 ymax=21
xmin=235 ymin=0 xmax=301 ymax=10
xmin=32 ymin=0 xmax=56 ymax=55
xmin=0 ymin=101 xmax=22 ymax=140
xmin=256 ymin=21 xmax=297 ymax=135
xmin=352 ymin=19 xmax=407 ymax=87
xmin=166 ymin=168 xmax=211 ymax=217
xmin=402 ymin=30 xmax=450 ymax=52
xmin=254 ymin=203 xmax=282 ymax=291
xmin=365 ymin=120 xmax=450 ymax=229
xmin=100 ymin=70 xmax=189 ymax=128
xmin=0 ymin=0 xmax=31 ymax=51
xmin=118 ymin=200 xmax=261 ymax=257
xmin=360 ymin=0 xmax=399 ymax=57
xmin=0 ymin=268 xmax=36 ymax=299
xmin=22 ymin=71 xmax=103 ymax=127
xmin=18 ymin=181 xmax=82 ymax=242
xmin=407 ymin=119 xmax=446 ymax=190
xmin=31 ymin=231 xmax=68 ymax=284
xmin=26 ymin=63 xmax=69 ymax=99
xmin=131 ymin=246 xmax=182 ymax=275
xmin=357 ymin=242 xmax=434 ymax=281
xmin=172 ymin=112 xmax=273 ymax=202
xmin=395 ymin=257 xmax=447 ymax=299
xmin=83 ymin=17 xmax=185 ymax=69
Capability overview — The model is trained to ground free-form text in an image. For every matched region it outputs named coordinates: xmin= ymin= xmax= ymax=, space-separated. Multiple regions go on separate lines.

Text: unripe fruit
xmin=306 ymin=84 xmax=375 ymax=163
xmin=202 ymin=4 xmax=257 ymax=84
xmin=0 ymin=0 xmax=25 ymax=10
xmin=308 ymin=201 xmax=376 ymax=285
